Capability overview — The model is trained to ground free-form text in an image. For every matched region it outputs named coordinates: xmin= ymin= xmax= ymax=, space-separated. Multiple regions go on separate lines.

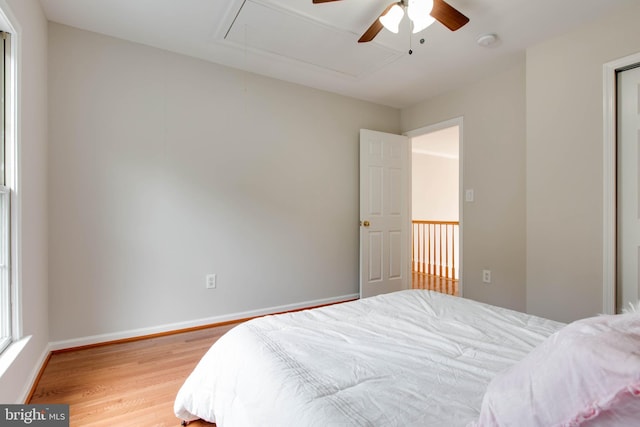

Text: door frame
xmin=603 ymin=52 xmax=640 ymax=314
xmin=404 ymin=116 xmax=464 ymax=296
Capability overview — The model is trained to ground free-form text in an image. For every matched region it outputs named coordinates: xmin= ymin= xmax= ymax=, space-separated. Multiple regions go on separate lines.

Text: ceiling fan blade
xmin=312 ymin=0 xmax=342 ymax=3
xmin=358 ymin=2 xmax=396 ymax=43
xmin=431 ymin=0 xmax=469 ymax=31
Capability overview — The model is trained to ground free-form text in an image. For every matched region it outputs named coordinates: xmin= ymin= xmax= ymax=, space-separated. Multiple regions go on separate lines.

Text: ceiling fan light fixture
xmin=379 ymin=3 xmax=404 ymax=34
xmin=408 ymin=0 xmax=435 ymax=33
xmin=410 ymin=14 xmax=435 ymax=33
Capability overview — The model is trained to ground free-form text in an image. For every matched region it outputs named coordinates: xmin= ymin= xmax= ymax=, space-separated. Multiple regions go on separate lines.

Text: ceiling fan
xmin=312 ymin=0 xmax=469 ymax=43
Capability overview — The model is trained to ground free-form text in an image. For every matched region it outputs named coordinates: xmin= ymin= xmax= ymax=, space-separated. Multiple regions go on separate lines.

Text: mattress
xmin=174 ymin=290 xmax=564 ymax=426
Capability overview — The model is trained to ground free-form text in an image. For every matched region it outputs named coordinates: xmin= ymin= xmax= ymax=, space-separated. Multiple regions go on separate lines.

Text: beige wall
xmin=401 ymin=57 xmax=527 ymax=312
xmin=526 ymin=1 xmax=640 ymax=322
xmin=412 ymin=153 xmax=458 ymax=221
xmin=47 ymin=23 xmax=400 ymax=343
xmin=0 ymin=0 xmax=49 ymax=403
xmin=403 ymin=1 xmax=640 ymax=323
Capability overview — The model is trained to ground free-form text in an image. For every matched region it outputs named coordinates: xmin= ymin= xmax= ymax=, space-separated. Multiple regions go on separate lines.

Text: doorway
xmin=405 ymin=119 xmax=462 ymax=296
xmin=616 ymin=64 xmax=640 ymax=312
xmin=604 ymin=52 xmax=640 ymax=315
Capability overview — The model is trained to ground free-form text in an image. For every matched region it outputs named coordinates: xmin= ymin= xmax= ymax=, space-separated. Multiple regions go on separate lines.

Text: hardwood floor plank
xmin=411 ymin=272 xmax=459 ymax=296
xmin=28 ymin=300 xmax=360 ymax=425
xmin=29 ymin=323 xmax=238 ymax=426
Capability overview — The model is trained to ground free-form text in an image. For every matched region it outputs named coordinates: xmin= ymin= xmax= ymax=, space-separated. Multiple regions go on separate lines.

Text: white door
xmin=617 ymin=66 xmax=640 ymax=311
xmin=359 ymin=129 xmax=410 ymax=298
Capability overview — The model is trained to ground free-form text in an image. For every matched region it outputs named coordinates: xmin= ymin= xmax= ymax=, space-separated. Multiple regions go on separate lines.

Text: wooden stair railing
xmin=412 ymin=220 xmax=459 ymax=280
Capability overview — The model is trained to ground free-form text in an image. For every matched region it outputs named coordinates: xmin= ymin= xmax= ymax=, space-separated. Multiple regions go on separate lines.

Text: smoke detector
xmin=477 ymin=33 xmax=498 ymax=47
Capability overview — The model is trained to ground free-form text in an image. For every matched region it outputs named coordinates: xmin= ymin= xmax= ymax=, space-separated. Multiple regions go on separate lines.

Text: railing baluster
xmin=416 ymin=223 xmax=419 ymax=274
xmin=427 ymin=224 xmax=431 ymax=275
xmin=411 ymin=220 xmax=459 ymax=282
xmin=419 ymin=223 xmax=423 ymax=273
xmin=439 ymin=224 xmax=443 ymax=278
xmin=451 ymin=225 xmax=456 ymax=282
xmin=420 ymin=223 xmax=423 ymax=273
xmin=445 ymin=224 xmax=449 ymax=279
xmin=412 ymin=224 xmax=418 ymax=288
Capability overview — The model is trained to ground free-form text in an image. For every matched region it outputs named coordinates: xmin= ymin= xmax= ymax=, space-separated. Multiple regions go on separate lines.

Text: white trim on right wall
xmin=602 ymin=51 xmax=640 ymax=315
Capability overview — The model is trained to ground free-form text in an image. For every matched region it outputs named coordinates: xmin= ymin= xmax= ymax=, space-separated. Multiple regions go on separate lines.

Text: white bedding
xmin=174 ymin=290 xmax=564 ymax=426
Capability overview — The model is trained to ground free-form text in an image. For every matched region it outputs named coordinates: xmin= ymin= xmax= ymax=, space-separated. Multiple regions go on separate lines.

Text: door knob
xmin=362 ymin=220 xmax=370 ymax=227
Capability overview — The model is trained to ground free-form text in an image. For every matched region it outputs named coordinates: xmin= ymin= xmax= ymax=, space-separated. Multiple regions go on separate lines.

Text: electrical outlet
xmin=465 ymin=189 xmax=475 ymax=202
xmin=206 ymin=274 xmax=217 ymax=289
xmin=482 ymin=269 xmax=491 ymax=284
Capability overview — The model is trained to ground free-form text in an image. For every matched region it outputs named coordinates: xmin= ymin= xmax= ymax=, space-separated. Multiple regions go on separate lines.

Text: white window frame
xmin=0 ymin=27 xmax=15 ymax=356
xmin=0 ymin=186 xmax=9 ymax=353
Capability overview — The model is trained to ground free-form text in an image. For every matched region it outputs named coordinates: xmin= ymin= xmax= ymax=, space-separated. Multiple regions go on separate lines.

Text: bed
xmin=174 ymin=290 xmax=640 ymax=426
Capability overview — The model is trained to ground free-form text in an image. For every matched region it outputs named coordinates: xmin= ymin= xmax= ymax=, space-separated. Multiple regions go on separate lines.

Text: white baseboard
xmin=19 ymin=343 xmax=52 ymax=403
xmin=49 ymin=293 xmax=359 ymax=351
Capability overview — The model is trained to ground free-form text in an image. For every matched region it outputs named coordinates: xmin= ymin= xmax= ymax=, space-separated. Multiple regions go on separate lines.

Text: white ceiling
xmin=39 ymin=0 xmax=635 ymax=108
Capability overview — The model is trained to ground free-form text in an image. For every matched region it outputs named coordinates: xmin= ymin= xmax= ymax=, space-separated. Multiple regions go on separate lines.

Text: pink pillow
xmin=471 ymin=312 xmax=640 ymax=426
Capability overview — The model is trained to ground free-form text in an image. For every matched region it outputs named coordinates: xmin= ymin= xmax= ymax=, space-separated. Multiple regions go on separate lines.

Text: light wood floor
xmin=29 ymin=323 xmax=241 ymax=426
xmin=412 ymin=272 xmax=459 ymax=296
xmin=29 ymin=285 xmax=454 ymax=426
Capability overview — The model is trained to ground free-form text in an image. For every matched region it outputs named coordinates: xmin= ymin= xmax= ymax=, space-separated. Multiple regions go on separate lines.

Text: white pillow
xmin=470 ymin=312 xmax=640 ymax=426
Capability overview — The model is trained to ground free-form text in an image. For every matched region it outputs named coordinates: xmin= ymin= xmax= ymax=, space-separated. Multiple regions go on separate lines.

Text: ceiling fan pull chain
xmin=408 ymin=21 xmax=414 ymax=55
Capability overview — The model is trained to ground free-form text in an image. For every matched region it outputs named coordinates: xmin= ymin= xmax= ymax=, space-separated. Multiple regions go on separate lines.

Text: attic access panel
xmin=224 ymin=0 xmax=403 ymax=78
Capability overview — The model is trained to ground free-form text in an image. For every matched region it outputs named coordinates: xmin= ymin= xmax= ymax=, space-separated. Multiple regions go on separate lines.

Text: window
xmin=0 ymin=31 xmax=11 ymax=354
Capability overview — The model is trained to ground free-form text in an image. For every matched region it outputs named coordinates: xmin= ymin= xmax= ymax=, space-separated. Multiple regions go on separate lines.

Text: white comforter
xmin=174 ymin=290 xmax=564 ymax=426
